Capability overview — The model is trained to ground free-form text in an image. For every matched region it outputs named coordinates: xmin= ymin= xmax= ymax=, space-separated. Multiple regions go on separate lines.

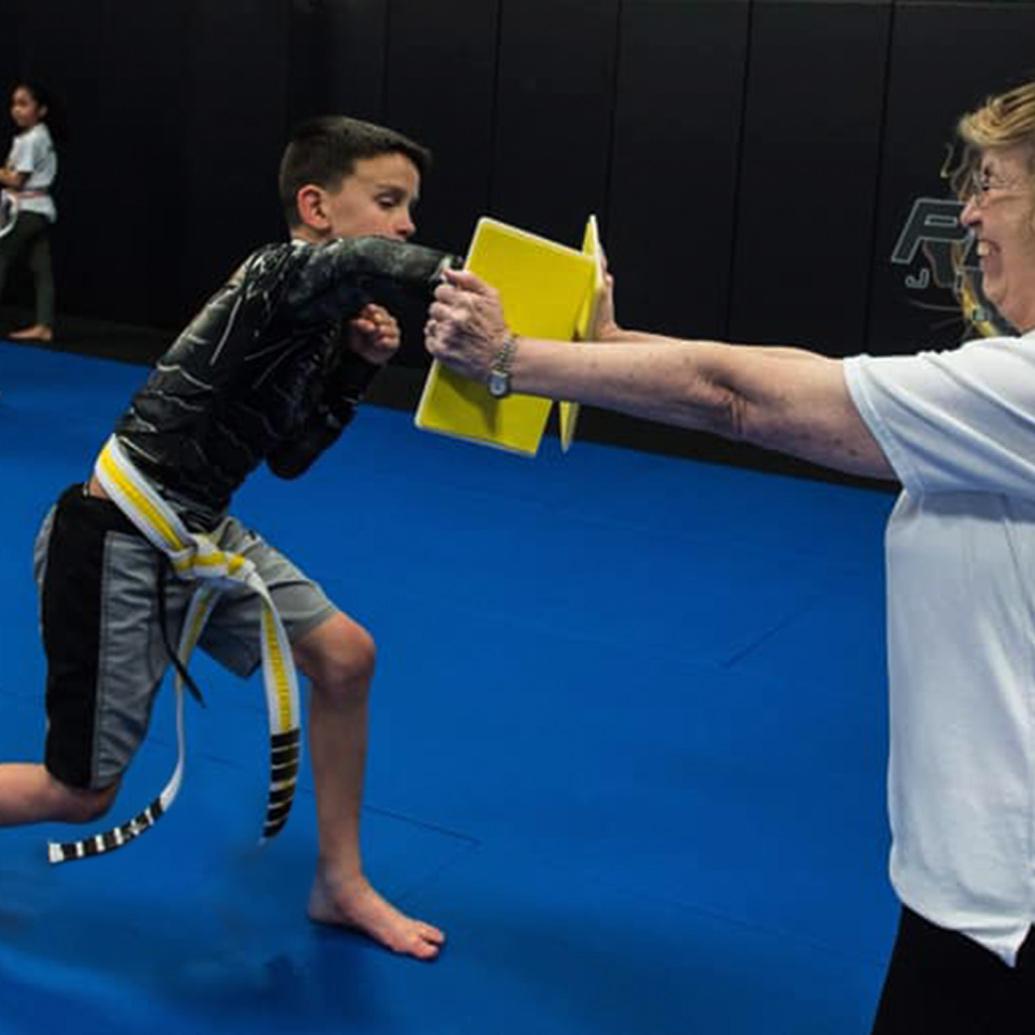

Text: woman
xmin=425 ymin=80 xmax=1035 ymax=1032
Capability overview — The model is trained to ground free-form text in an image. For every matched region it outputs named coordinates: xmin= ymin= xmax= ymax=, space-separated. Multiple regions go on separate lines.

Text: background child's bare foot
xmin=307 ymin=870 xmax=445 ymax=960
xmin=9 ymin=324 xmax=52 ymax=342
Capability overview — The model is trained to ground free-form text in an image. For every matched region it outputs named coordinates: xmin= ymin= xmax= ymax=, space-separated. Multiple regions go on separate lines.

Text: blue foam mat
xmin=0 ymin=342 xmax=897 ymax=1033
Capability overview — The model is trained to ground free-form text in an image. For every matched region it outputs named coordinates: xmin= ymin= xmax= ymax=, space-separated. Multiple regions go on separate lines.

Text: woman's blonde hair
xmin=948 ymin=79 xmax=1035 ymax=197
xmin=943 ymin=80 xmax=1035 ymax=209
xmin=958 ymin=80 xmax=1035 ymax=154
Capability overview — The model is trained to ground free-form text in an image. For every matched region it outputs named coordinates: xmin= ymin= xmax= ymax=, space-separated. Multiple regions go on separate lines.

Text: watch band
xmin=488 ymin=332 xmax=518 ymax=398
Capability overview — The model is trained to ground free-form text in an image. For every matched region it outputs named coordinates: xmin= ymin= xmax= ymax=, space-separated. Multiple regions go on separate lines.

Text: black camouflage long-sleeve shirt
xmin=112 ymin=235 xmax=454 ymax=530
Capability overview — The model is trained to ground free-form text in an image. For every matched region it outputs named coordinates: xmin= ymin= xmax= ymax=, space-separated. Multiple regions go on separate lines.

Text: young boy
xmin=5 ymin=116 xmax=456 ymax=960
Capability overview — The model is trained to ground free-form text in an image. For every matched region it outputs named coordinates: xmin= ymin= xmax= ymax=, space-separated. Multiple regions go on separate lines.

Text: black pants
xmin=871 ymin=906 xmax=1035 ymax=1034
xmin=0 ymin=210 xmax=54 ymax=325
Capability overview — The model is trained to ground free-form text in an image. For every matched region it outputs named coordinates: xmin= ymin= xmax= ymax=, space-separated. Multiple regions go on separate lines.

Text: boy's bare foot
xmin=9 ymin=324 xmax=52 ymax=342
xmin=307 ymin=870 xmax=445 ymax=960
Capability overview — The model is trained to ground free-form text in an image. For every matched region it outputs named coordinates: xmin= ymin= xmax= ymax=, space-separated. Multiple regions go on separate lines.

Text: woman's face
xmin=10 ymin=86 xmax=45 ymax=130
xmin=960 ymin=146 xmax=1035 ymax=333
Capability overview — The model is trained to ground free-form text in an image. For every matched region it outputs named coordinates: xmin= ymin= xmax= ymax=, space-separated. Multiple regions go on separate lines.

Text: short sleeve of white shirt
xmin=10 ymin=124 xmax=53 ymax=182
xmin=5 ymin=124 xmax=56 ymax=220
xmin=10 ymin=131 xmax=37 ymax=175
xmin=843 ymin=332 xmax=1035 ymax=500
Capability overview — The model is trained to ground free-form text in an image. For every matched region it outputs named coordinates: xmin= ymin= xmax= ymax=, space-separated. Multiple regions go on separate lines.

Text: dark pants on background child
xmin=0 ymin=211 xmax=54 ymax=328
xmin=870 ymin=906 xmax=1035 ymax=1034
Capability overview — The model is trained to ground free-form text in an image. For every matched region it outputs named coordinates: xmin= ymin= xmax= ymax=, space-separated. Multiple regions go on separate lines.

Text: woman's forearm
xmin=510 ymin=336 xmax=737 ymax=438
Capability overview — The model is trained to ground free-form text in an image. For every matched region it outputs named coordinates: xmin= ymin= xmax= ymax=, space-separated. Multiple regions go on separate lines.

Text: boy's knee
xmin=53 ymin=779 xmax=119 ymax=824
xmin=327 ymin=622 xmax=376 ymax=689
xmin=297 ymin=614 xmax=376 ymax=694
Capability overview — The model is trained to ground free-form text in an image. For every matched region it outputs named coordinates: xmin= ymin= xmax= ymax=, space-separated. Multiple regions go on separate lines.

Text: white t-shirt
xmin=844 ymin=330 xmax=1035 ymax=966
xmin=6 ymin=123 xmax=57 ymax=221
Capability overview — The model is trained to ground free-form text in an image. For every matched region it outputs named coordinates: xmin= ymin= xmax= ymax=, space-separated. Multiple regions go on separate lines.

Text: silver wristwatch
xmin=487 ymin=333 xmax=518 ymax=398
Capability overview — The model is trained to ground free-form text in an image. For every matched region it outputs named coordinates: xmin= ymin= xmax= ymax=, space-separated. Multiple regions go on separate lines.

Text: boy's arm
xmin=266 ymin=239 xmax=457 ymax=478
xmin=266 ymin=316 xmax=392 ymax=480
xmin=284 ymin=236 xmax=458 ymax=324
xmin=266 ymin=349 xmax=382 ymax=479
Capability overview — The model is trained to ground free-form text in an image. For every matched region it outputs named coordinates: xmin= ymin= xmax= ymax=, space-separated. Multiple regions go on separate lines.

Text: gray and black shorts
xmin=34 ymin=483 xmax=337 ymax=790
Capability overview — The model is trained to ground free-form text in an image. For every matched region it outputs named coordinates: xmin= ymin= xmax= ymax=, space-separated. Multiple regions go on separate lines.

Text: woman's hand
xmin=425 ymin=268 xmax=510 ymax=382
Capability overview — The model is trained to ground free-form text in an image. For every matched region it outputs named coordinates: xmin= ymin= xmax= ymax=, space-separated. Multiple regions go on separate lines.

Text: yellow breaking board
xmin=559 ymin=214 xmax=605 ymax=452
xmin=415 ymin=217 xmax=597 ymax=456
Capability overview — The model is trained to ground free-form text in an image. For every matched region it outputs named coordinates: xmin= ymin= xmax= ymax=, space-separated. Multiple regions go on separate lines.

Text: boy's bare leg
xmin=293 ymin=612 xmax=445 ymax=960
xmin=0 ymin=763 xmax=117 ymax=824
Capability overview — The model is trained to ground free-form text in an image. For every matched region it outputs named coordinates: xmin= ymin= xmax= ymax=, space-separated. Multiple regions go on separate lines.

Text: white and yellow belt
xmin=47 ymin=435 xmax=302 ymax=863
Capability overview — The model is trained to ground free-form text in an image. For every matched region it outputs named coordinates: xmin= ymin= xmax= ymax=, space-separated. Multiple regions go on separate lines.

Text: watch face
xmin=488 ymin=370 xmax=509 ymax=398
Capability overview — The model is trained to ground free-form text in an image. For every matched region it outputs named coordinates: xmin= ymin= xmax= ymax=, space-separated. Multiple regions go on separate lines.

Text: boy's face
xmin=298 ymin=152 xmax=420 ymax=242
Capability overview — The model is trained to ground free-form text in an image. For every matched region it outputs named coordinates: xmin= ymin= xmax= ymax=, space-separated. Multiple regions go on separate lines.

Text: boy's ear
xmin=296 ymin=185 xmax=330 ymax=233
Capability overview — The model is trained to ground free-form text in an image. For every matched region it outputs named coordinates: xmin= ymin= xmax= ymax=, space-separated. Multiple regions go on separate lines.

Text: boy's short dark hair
xmin=278 ymin=116 xmax=432 ymax=228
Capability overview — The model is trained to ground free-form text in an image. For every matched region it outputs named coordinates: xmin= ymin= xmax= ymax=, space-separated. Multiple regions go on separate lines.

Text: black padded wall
xmin=82 ymin=1 xmax=192 ymax=327
xmin=289 ymin=0 xmax=389 ymax=126
xmin=490 ymin=0 xmax=619 ymax=246
xmin=176 ymin=2 xmax=290 ymax=310
xmin=4 ymin=0 xmax=1035 ymax=371
xmin=727 ymin=0 xmax=891 ymax=356
xmin=0 ymin=1 xmax=24 ymax=105
xmin=608 ymin=0 xmax=750 ymax=341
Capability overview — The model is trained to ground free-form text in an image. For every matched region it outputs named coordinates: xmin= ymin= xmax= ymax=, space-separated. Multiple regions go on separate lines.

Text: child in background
xmin=0 ymin=81 xmax=58 ymax=343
